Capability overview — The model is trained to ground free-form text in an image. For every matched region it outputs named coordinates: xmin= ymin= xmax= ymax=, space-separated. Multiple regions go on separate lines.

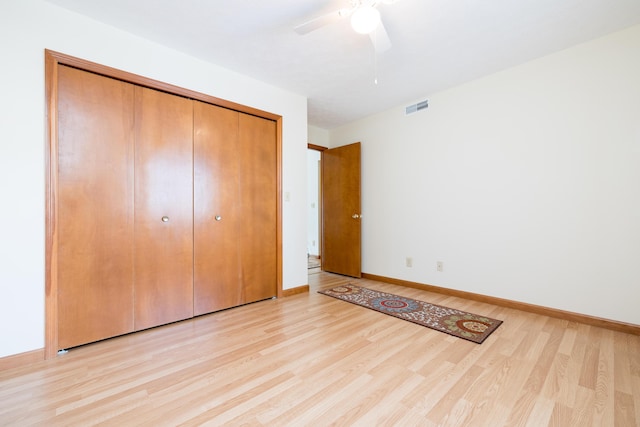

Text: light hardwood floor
xmin=1 ymin=271 xmax=639 ymax=426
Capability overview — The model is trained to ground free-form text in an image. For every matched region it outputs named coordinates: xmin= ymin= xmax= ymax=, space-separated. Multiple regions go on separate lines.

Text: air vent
xmin=405 ymin=99 xmax=429 ymax=115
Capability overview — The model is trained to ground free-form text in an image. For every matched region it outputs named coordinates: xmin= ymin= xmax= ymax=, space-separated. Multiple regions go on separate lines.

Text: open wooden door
xmin=321 ymin=142 xmax=361 ymax=277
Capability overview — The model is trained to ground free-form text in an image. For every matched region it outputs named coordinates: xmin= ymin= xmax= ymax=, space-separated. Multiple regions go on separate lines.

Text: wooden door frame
xmin=45 ymin=50 xmax=283 ymax=359
xmin=307 ymin=144 xmax=327 ymax=266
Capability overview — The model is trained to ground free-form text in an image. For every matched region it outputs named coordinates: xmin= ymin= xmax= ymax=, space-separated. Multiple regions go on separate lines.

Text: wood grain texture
xmin=193 ymin=101 xmax=242 ymax=314
xmin=44 ymin=50 xmax=59 ymax=359
xmin=2 ymin=271 xmax=637 ymax=425
xmin=0 ymin=349 xmax=44 ymax=371
xmin=45 ymin=51 xmax=280 ymax=122
xmin=307 ymin=143 xmax=328 ymax=151
xmin=57 ymin=66 xmax=135 ymax=349
xmin=363 ymin=272 xmax=640 ymax=336
xmin=282 ymin=285 xmax=310 ymax=297
xmin=134 ymin=86 xmax=194 ymax=330
xmin=322 ymin=142 xmax=361 ymax=277
xmin=46 ymin=51 xmax=284 ymax=358
xmin=237 ymin=113 xmax=277 ymax=303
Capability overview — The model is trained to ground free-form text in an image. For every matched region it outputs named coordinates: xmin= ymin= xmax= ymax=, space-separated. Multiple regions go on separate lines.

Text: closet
xmin=55 ymin=63 xmax=278 ymax=350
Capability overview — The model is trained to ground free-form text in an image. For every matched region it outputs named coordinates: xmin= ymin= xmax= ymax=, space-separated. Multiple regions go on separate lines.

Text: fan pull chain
xmin=373 ymin=27 xmax=378 ymax=85
xmin=374 ymin=48 xmax=378 ymax=85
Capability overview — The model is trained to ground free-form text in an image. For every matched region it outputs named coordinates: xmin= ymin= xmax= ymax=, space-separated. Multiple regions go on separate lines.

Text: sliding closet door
xmin=134 ymin=87 xmax=194 ymax=330
xmin=57 ymin=66 xmax=135 ymax=349
xmin=193 ymin=102 xmax=242 ymax=315
xmin=238 ymin=113 xmax=277 ymax=303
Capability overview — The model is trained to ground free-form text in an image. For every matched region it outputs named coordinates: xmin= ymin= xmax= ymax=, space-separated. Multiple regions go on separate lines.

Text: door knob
xmin=161 ymin=216 xmax=170 ymax=222
xmin=352 ymin=214 xmax=360 ymax=219
xmin=215 ymin=215 xmax=222 ymax=221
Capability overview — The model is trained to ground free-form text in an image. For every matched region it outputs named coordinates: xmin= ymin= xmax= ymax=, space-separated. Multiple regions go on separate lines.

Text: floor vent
xmin=405 ymin=99 xmax=429 ymax=115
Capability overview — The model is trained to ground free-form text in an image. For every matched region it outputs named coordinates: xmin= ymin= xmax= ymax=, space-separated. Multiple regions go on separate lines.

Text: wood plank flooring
xmin=1 ymin=271 xmax=638 ymax=426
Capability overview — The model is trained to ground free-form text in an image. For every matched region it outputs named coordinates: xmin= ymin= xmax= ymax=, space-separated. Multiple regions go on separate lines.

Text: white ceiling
xmin=45 ymin=0 xmax=640 ymax=129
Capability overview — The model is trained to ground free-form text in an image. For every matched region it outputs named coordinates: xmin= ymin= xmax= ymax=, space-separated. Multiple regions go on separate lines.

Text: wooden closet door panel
xmin=134 ymin=86 xmax=193 ymax=330
xmin=57 ymin=66 xmax=135 ymax=349
xmin=193 ymin=102 xmax=242 ymax=315
xmin=238 ymin=113 xmax=277 ymax=303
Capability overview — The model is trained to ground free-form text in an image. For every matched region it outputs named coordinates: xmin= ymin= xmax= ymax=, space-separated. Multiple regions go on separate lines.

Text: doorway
xmin=307 ymin=146 xmax=323 ymax=272
xmin=307 ymin=142 xmax=362 ymax=278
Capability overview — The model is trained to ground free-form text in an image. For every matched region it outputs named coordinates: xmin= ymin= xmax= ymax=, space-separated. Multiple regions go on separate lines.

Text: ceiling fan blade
xmin=369 ymin=20 xmax=392 ymax=53
xmin=294 ymin=10 xmax=347 ymax=35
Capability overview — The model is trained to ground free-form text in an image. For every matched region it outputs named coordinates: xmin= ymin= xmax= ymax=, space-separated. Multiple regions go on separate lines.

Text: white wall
xmin=0 ymin=0 xmax=309 ymax=358
xmin=308 ymin=125 xmax=330 ymax=148
xmin=331 ymin=24 xmax=640 ymax=325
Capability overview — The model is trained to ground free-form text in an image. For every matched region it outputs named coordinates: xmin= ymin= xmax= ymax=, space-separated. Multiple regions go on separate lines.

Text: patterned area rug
xmin=319 ymin=284 xmax=503 ymax=344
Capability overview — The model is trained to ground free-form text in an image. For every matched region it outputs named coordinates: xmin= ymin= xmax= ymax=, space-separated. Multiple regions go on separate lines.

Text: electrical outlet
xmin=436 ymin=261 xmax=443 ymax=272
xmin=406 ymin=257 xmax=413 ymax=268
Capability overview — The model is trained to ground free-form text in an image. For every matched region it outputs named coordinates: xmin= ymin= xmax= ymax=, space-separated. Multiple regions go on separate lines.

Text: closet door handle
xmin=215 ymin=215 xmax=222 ymax=221
xmin=161 ymin=216 xmax=170 ymax=222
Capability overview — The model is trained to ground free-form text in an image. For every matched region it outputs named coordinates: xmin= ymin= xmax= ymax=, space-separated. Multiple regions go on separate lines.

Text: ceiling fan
xmin=294 ymin=0 xmax=400 ymax=53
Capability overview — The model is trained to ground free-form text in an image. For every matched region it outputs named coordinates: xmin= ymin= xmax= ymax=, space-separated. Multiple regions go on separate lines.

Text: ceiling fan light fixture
xmin=350 ymin=6 xmax=381 ymax=34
